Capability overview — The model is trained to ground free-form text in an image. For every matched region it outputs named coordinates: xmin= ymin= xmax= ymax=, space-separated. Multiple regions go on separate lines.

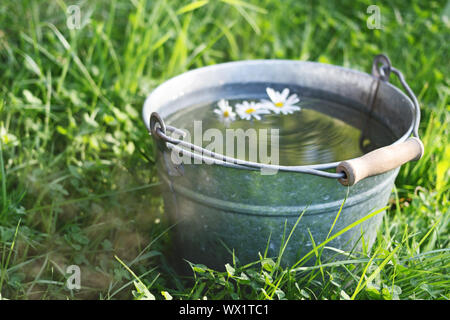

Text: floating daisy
xmin=235 ymin=101 xmax=270 ymax=120
xmin=261 ymin=87 xmax=301 ymax=115
xmin=214 ymin=99 xmax=236 ymax=122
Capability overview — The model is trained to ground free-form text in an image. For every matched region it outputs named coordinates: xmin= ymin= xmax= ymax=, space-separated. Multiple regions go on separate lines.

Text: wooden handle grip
xmin=336 ymin=137 xmax=424 ymax=186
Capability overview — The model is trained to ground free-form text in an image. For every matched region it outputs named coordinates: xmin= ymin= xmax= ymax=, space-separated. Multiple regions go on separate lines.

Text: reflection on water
xmin=168 ymin=97 xmax=395 ymax=166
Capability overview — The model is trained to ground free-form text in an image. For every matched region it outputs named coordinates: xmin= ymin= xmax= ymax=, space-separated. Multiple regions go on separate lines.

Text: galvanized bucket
xmin=142 ymin=54 xmax=423 ymax=269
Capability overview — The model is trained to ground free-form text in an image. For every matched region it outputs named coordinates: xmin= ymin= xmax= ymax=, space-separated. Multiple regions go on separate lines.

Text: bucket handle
xmin=336 ymin=54 xmax=424 ymax=186
xmin=148 ymin=54 xmax=424 ymax=186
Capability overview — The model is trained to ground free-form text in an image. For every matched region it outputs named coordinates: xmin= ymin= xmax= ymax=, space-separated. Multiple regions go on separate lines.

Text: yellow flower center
xmin=223 ymin=110 xmax=229 ymax=117
xmin=275 ymin=102 xmax=284 ymax=107
xmin=245 ymin=108 xmax=256 ymax=114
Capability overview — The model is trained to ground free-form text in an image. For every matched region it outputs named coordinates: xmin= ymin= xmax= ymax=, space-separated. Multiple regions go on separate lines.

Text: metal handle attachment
xmin=335 ymin=54 xmax=424 ymax=186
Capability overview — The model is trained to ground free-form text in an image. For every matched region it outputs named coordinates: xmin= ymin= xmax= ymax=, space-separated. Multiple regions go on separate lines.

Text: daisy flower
xmin=214 ymin=99 xmax=236 ymax=122
xmin=261 ymin=87 xmax=301 ymax=115
xmin=235 ymin=100 xmax=270 ymax=120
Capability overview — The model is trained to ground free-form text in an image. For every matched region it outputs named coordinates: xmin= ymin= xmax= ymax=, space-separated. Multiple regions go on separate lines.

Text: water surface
xmin=167 ymin=95 xmax=395 ymax=166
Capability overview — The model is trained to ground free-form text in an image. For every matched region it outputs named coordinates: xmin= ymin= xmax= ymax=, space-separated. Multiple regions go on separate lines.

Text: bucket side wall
xmin=160 ymin=167 xmax=398 ymax=269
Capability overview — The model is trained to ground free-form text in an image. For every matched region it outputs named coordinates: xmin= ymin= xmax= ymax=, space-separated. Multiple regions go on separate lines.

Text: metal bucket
xmin=142 ymin=54 xmax=423 ymax=269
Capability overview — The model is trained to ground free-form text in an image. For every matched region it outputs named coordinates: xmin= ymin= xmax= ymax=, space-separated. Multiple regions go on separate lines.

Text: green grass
xmin=0 ymin=0 xmax=448 ymax=300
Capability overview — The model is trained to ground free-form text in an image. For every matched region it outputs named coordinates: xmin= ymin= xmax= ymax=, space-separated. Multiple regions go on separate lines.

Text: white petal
xmin=259 ymin=99 xmax=272 ymax=106
xmin=280 ymin=88 xmax=290 ymax=100
xmin=253 ymin=102 xmax=265 ymax=109
xmin=266 ymin=88 xmax=278 ymax=102
xmin=236 ymin=110 xmax=246 ymax=119
xmin=260 ymin=99 xmax=277 ymax=108
xmin=283 ymin=106 xmax=300 ymax=114
xmin=218 ymin=99 xmax=229 ymax=111
xmin=270 ymin=107 xmax=282 ymax=114
xmin=235 ymin=101 xmax=251 ymax=115
xmin=286 ymin=94 xmax=299 ymax=105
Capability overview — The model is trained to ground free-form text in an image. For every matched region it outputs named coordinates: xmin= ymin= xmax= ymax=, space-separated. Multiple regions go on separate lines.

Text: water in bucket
xmin=166 ymin=85 xmax=396 ymax=166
